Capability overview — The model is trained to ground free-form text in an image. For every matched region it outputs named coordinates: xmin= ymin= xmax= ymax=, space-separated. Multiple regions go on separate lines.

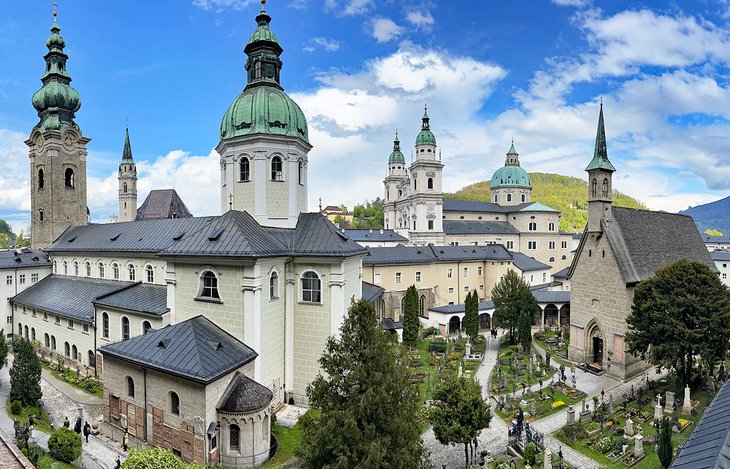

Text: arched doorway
xmin=544 ymin=304 xmax=559 ymax=327
xmin=448 ymin=316 xmax=461 ymax=335
xmin=559 ymin=304 xmax=570 ymax=326
xmin=479 ymin=313 xmax=490 ymax=331
xmin=585 ymin=320 xmax=604 ymax=367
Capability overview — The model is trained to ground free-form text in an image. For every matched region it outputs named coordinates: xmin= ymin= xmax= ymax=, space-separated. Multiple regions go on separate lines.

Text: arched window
xmin=123 ymin=182 xmax=128 ymax=193
xmin=73 ymin=261 xmax=79 ymax=276
xmin=122 ymin=317 xmax=130 ymax=340
xmin=561 ymin=255 xmax=567 ymax=260
xmin=301 ymin=271 xmax=321 ymax=303
xmin=53 ymin=261 xmax=57 ymax=273
xmin=142 ymin=321 xmax=151 ymax=335
xmin=200 ymin=271 xmax=220 ymax=299
xmin=298 ymin=160 xmax=303 ymax=185
xmin=170 ymin=392 xmax=180 ymax=415
xmin=72 ymin=344 xmax=77 ymax=361
xmin=145 ymin=265 xmax=154 ymax=283
xmin=548 ymin=222 xmax=555 ymax=231
xmin=591 ymin=178 xmax=597 ymax=198
xmin=239 ymin=158 xmax=250 ymax=181
xmin=24 ymin=325 xmax=28 ymax=339
xmin=51 ymin=335 xmax=56 ymax=351
xmin=64 ymin=341 xmax=70 ymax=357
xmin=127 ymin=264 xmax=136 ymax=281
xmin=230 ymin=424 xmax=240 ymax=451
xmin=602 ymin=178 xmax=609 ymax=197
xmin=65 ymin=168 xmax=75 ymax=187
xmin=31 ymin=327 xmax=36 ymax=341
xmin=44 ymin=333 xmax=49 ymax=348
xmin=38 ymin=168 xmax=44 ymax=189
xmin=127 ymin=376 xmax=135 ymax=398
xmin=262 ymin=415 xmax=268 ymax=441
xmin=427 ymin=178 xmax=433 ymax=189
xmin=39 ymin=209 xmax=44 ymax=222
xmin=63 ymin=261 xmax=68 ymax=275
xmin=85 ymin=261 xmax=91 ymax=277
xmin=271 ymin=156 xmax=283 ymax=181
xmin=528 ymin=222 xmax=537 ymax=231
xmin=269 ymin=271 xmax=279 ymax=300
xmin=419 ymin=295 xmax=426 ymax=317
xmin=88 ymin=351 xmax=95 ymax=368
xmin=112 ymin=263 xmax=120 ymax=280
xmin=98 ymin=262 xmax=105 ymax=278
xmin=549 ymin=257 xmax=555 ymax=263
xmin=102 ymin=313 xmax=109 ymax=339
xmin=398 ymin=190 xmax=402 ymax=197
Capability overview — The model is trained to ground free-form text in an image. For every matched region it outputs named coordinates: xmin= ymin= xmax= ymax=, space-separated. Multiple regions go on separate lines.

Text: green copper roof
xmin=121 ymin=127 xmax=134 ymax=165
xmin=507 ymin=142 xmax=518 ymax=155
xmin=31 ymin=21 xmax=81 ymax=132
xmin=520 ymin=202 xmax=558 ymax=212
xmin=415 ymin=105 xmax=436 ymax=146
xmin=388 ymin=132 xmax=405 ymax=164
xmin=490 ymin=166 xmax=532 ymax=189
xmin=585 ymin=103 xmax=616 ymax=172
xmin=248 ymin=10 xmax=279 ymax=46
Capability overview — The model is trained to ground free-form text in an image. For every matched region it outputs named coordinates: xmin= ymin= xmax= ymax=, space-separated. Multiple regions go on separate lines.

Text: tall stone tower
xmin=27 ymin=13 xmax=89 ymax=249
xmin=216 ymin=2 xmax=311 ymax=228
xmin=383 ymin=132 xmax=407 ymax=230
xmin=490 ymin=140 xmax=532 ymax=206
xmin=118 ymin=126 xmax=138 ymax=222
xmin=585 ymin=102 xmax=615 ymax=233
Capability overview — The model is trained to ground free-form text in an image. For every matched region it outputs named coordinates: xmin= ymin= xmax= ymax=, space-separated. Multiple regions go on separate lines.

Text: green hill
xmin=445 ymin=172 xmax=647 ymax=233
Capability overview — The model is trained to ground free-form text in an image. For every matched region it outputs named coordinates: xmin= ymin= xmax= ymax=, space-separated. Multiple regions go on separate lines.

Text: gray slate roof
xmin=703 ymin=235 xmax=730 ymax=245
xmin=0 ymin=248 xmax=48 ymax=270
xmin=217 ymin=372 xmax=273 ymax=413
xmin=671 ymin=380 xmax=730 ymax=469
xmin=443 ymin=220 xmax=520 ymax=235
xmin=362 ymin=281 xmax=384 ymax=303
xmin=443 ymin=200 xmax=525 ymax=214
xmin=552 ymin=267 xmax=570 ymax=279
xmin=711 ymin=250 xmax=730 ymax=262
xmin=94 ymin=283 xmax=168 ymax=316
xmin=606 ymin=207 xmax=716 ymax=284
xmin=532 ymin=290 xmax=570 ymax=304
xmin=430 ymin=301 xmax=495 ymax=314
xmin=12 ymin=275 xmax=133 ymax=322
xmin=511 ymin=251 xmax=551 ymax=272
xmin=362 ymin=244 xmax=512 ymax=266
xmin=47 ymin=216 xmax=216 ymax=254
xmin=343 ymin=229 xmax=408 ymax=243
xmin=99 ymin=315 xmax=258 ymax=384
xmin=136 ymin=189 xmax=193 ymax=220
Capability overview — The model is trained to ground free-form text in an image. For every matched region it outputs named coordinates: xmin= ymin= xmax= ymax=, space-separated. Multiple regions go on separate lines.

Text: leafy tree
xmin=122 ymin=447 xmax=204 ymax=469
xmin=15 ymin=230 xmax=30 ymax=248
xmin=0 ymin=329 xmax=8 ymax=369
xmin=626 ymin=260 xmax=730 ymax=388
xmin=0 ymin=233 xmax=10 ymax=249
xmin=351 ymin=198 xmax=385 ymax=229
xmin=491 ymin=270 xmax=537 ymax=345
xmin=430 ymin=374 xmax=491 ymax=467
xmin=10 ymin=338 xmax=42 ymax=406
xmin=0 ymin=219 xmax=12 ymax=236
xmin=464 ymin=290 xmax=479 ymax=341
xmin=48 ymin=427 xmax=81 ymax=463
xmin=402 ymin=285 xmax=420 ymax=347
xmin=517 ymin=311 xmax=532 ymax=350
xmin=298 ymin=299 xmax=425 ymax=468
xmin=657 ymin=418 xmax=673 ymax=468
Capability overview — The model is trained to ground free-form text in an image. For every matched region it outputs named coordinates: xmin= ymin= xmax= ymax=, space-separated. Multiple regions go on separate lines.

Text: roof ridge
xmin=93 ymin=280 xmax=141 ymax=302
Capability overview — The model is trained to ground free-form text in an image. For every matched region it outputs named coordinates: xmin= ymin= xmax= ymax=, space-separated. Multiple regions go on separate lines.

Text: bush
xmin=428 ymin=341 xmax=447 ymax=353
xmin=562 ymin=423 xmax=588 ymax=443
xmin=422 ymin=326 xmax=439 ymax=338
xmin=48 ymin=427 xmax=81 ymax=463
xmin=523 ymin=442 xmax=536 ymax=465
xmin=10 ymin=400 xmax=22 ymax=415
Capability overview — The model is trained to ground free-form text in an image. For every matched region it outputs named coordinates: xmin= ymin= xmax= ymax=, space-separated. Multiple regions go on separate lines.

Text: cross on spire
xmin=261 ymin=0 xmax=266 ymax=11
xmin=53 ymin=2 xmax=58 ymax=20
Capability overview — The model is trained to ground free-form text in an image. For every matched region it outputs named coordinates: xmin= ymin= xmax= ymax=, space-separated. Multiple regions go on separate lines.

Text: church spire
xmin=121 ymin=125 xmax=134 ymax=164
xmin=505 ymin=138 xmax=520 ymax=166
xmin=421 ymin=104 xmax=430 ymax=130
xmin=243 ymin=0 xmax=283 ymax=89
xmin=585 ymin=101 xmax=616 ymax=172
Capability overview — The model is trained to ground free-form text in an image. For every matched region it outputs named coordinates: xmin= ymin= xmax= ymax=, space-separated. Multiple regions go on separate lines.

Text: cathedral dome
xmin=388 ymin=132 xmax=405 ymax=164
xmin=32 ymin=81 xmax=80 ymax=116
xmin=490 ymin=165 xmax=531 ymax=190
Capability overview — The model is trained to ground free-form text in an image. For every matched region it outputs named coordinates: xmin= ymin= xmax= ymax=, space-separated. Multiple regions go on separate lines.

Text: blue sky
xmin=2 ymin=0 xmax=730 ymax=232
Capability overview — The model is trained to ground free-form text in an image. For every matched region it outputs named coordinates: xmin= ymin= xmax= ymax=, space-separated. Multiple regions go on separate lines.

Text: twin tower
xmin=27 ymin=5 xmax=312 ymax=249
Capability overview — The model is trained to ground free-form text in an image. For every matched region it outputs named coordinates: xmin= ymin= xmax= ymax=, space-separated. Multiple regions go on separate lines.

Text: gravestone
xmin=682 ymin=385 xmax=692 ymax=414
xmin=625 ymin=417 xmax=634 ymax=437
xmin=579 ymin=401 xmax=592 ymax=424
xmin=466 ymin=341 xmax=472 ymax=357
xmin=664 ymin=391 xmax=675 ymax=414
xmin=566 ymin=405 xmax=575 ymax=425
xmin=654 ymin=394 xmax=663 ymax=423
xmin=608 ymin=394 xmax=614 ymax=413
xmin=633 ymin=434 xmax=644 ymax=458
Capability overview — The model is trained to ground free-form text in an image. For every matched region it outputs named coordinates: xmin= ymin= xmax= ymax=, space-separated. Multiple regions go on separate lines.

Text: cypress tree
xmin=464 ymin=290 xmax=479 ymax=340
xmin=402 ymin=285 xmax=420 ymax=347
xmin=10 ymin=338 xmax=42 ymax=406
xmin=657 ymin=418 xmax=673 ymax=468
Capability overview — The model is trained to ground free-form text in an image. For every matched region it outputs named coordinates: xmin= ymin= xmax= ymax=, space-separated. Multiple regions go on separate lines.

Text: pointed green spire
xmin=121 ymin=126 xmax=134 ymax=164
xmin=585 ymin=102 xmax=616 ymax=172
xmin=507 ymin=138 xmax=518 ymax=156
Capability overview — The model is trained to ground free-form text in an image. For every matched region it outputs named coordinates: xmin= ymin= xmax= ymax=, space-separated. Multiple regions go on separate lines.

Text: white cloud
xmin=405 ymin=10 xmax=434 ymax=29
xmin=304 ymin=36 xmax=341 ymax=52
xmin=552 ymin=0 xmax=589 ymax=6
xmin=370 ymin=18 xmax=406 ymax=43
xmin=192 ymin=0 xmax=255 ymax=11
xmin=0 ymin=129 xmax=31 ymax=214
xmin=324 ymin=0 xmax=373 ymax=16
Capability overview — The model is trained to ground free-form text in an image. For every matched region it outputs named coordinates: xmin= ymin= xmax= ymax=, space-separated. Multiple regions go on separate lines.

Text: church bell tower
xmin=118 ymin=126 xmax=138 ymax=222
xmin=585 ymin=102 xmax=615 ymax=233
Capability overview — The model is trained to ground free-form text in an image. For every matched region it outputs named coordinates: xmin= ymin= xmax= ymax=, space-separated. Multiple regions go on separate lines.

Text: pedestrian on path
xmin=28 ymin=414 xmax=35 ymax=439
xmin=83 ymin=421 xmax=90 ymax=443
xmin=74 ymin=416 xmax=82 ymax=434
xmin=115 ymin=456 xmax=121 ymax=469
xmin=63 ymin=416 xmax=69 ymax=428
xmin=123 ymin=428 xmax=129 ymax=451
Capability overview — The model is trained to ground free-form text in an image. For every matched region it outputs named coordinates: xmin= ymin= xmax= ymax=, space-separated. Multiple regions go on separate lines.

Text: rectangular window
xmin=549 ymin=241 xmax=556 ymax=250
xmin=31 ymin=273 xmax=39 ymax=284
xmin=477 ymin=267 xmax=483 ymax=276
xmin=68 ymin=319 xmax=74 ymax=330
xmin=55 ymin=315 xmax=60 ymax=325
xmin=448 ymin=287 xmax=454 ymax=293
xmin=464 ymin=285 xmax=469 ymax=292
xmin=83 ymin=323 xmax=89 ymax=333
xmin=110 ymin=395 xmax=120 ymax=419
xmin=31 ymin=309 xmax=36 ymax=317
xmin=447 ymin=268 xmax=453 ymax=278
xmin=428 ymin=220 xmax=434 ymax=230
xmin=463 ymin=268 xmax=468 ymax=277
xmin=19 ymin=274 xmax=25 ymax=285
xmin=723 ymin=273 xmax=727 ymax=279
xmin=373 ymin=273 xmax=381 ymax=285
xmin=479 ymin=284 xmax=484 ymax=291
xmin=395 ymin=272 xmax=402 ymax=284
xmin=43 ymin=312 xmax=48 ymax=321
xmin=415 ymin=271 xmax=421 ymax=282
xmin=6 ymin=276 xmax=11 ymax=285
xmin=528 ymin=241 xmax=537 ymax=250
xmin=543 ymin=273 xmax=547 ymax=282
xmin=561 ymin=241 xmax=568 ymax=249
xmin=506 ymin=241 xmax=514 ymax=250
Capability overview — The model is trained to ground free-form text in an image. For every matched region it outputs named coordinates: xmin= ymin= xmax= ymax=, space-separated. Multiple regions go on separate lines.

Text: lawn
xmin=494 ymin=386 xmax=586 ymax=423
xmin=261 ymin=423 xmax=303 ymax=468
xmin=46 ymin=365 xmax=103 ymax=397
xmin=489 ymin=338 xmax=556 ymax=395
xmin=5 ymin=399 xmax=53 ymax=434
xmin=533 ymin=329 xmax=571 ymax=366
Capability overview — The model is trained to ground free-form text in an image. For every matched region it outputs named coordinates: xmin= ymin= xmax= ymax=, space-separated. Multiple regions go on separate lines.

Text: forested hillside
xmin=679 ymin=195 xmax=730 ymax=235
xmin=445 ymin=173 xmax=647 ymax=233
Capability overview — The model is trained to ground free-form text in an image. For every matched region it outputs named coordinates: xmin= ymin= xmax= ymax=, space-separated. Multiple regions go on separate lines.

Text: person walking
xmin=123 ymin=428 xmax=129 ymax=451
xmin=74 ymin=417 xmax=82 ymax=434
xmin=63 ymin=416 xmax=69 ymax=428
xmin=83 ymin=421 xmax=91 ymax=443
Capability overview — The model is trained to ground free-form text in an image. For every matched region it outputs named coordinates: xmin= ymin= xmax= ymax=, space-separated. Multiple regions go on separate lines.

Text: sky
xmin=2 ymin=0 xmax=730 ymax=233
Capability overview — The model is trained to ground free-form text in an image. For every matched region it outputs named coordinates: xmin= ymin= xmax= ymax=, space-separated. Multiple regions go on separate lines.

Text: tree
xmin=491 ymin=270 xmax=537 ymax=345
xmin=402 ymin=285 xmax=420 ymax=347
xmin=10 ymin=338 xmax=42 ymax=406
xmin=15 ymin=230 xmax=30 ymax=248
xmin=464 ymin=290 xmax=479 ymax=341
xmin=122 ymin=446 xmax=205 ymax=469
xmin=48 ymin=427 xmax=82 ymax=463
xmin=626 ymin=260 xmax=730 ymax=388
xmin=657 ymin=418 xmax=673 ymax=468
xmin=0 ymin=329 xmax=8 ymax=369
xmin=430 ymin=374 xmax=491 ymax=467
xmin=298 ymin=299 xmax=425 ymax=468
xmin=517 ymin=311 xmax=532 ymax=350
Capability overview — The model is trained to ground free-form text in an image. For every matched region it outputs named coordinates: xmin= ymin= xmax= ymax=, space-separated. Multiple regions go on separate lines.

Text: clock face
xmin=36 ymin=136 xmax=45 ymax=150
xmin=63 ymin=133 xmax=75 ymax=149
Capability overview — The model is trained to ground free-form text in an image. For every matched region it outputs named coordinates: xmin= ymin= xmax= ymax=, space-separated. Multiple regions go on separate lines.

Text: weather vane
xmin=261 ymin=0 xmax=266 ymax=11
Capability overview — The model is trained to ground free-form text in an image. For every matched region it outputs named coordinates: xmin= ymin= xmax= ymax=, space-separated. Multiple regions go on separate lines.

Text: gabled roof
xmin=362 ymin=281 xmax=384 ymax=303
xmin=519 ymin=202 xmax=559 ymax=213
xmin=46 ymin=216 xmax=216 ymax=254
xmin=511 ymin=251 xmax=551 ymax=272
xmin=671 ymin=380 xmax=730 ymax=469
xmin=443 ymin=220 xmax=519 ymax=235
xmin=12 ymin=275 xmax=132 ymax=322
xmin=288 ymin=214 xmax=367 ymax=257
xmin=343 ymin=229 xmax=408 ymax=243
xmin=98 ymin=315 xmax=257 ymax=384
xmin=94 ymin=283 xmax=168 ymax=316
xmin=531 ymin=290 xmax=570 ymax=304
xmin=433 ymin=245 xmax=512 ymax=262
xmin=0 ymin=248 xmax=48 ymax=270
xmin=552 ymin=267 xmax=570 ymax=279
xmin=443 ymin=200 xmax=528 ymax=214
xmin=217 ymin=372 xmax=273 ymax=413
xmin=605 ymin=207 xmax=716 ymax=285
xmin=362 ymin=244 xmax=512 ymax=266
xmin=136 ymin=189 xmax=193 ymax=220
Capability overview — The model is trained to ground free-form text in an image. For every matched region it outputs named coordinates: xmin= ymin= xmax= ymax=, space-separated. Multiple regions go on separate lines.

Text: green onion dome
xmin=415 ymin=106 xmax=436 ymax=146
xmin=388 ymin=132 xmax=405 ymax=164
xmin=490 ymin=142 xmax=532 ymax=189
